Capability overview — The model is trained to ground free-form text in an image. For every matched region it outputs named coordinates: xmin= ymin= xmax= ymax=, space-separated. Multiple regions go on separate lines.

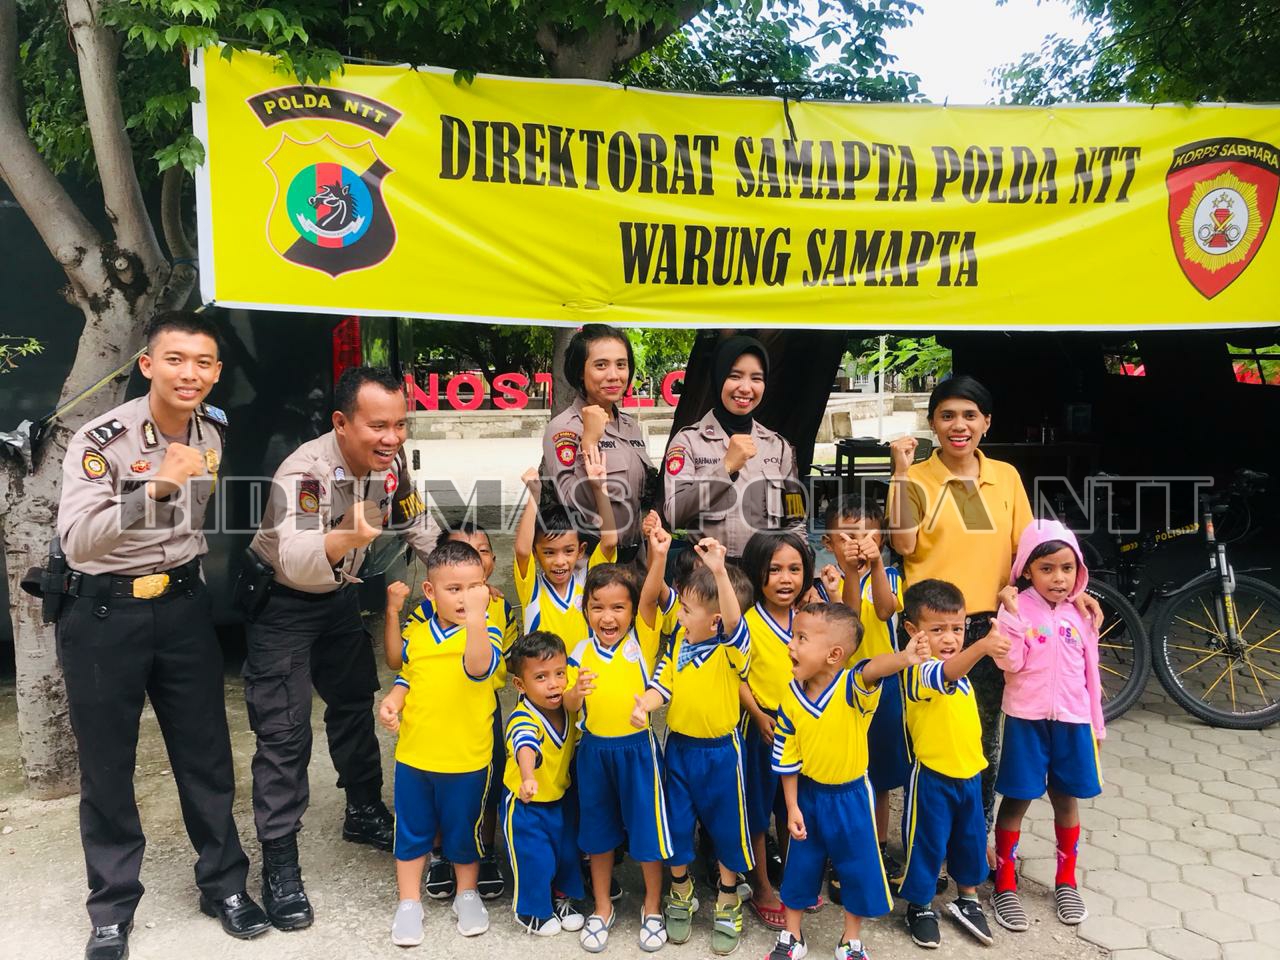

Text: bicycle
xmin=1080 ymin=469 xmax=1280 ymax=729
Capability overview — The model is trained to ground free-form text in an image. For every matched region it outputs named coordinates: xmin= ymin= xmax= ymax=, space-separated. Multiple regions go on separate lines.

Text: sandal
xmin=804 ymin=894 xmax=826 ymax=913
xmin=639 ymin=913 xmax=668 ymax=952
xmin=748 ymin=896 xmax=787 ymax=930
xmin=580 ymin=911 xmax=616 ymax=953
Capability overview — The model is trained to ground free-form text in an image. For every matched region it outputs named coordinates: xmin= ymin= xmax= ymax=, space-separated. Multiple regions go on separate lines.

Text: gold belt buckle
xmin=132 ymin=573 xmax=170 ymax=600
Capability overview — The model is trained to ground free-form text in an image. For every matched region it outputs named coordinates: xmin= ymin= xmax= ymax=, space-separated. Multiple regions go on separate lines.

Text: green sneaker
xmin=663 ymin=886 xmax=699 ymax=945
xmin=711 ymin=899 xmax=744 ymax=956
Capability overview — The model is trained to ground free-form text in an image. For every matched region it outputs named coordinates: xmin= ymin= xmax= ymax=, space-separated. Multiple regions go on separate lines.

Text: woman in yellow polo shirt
xmin=887 ymin=375 xmax=1099 ymax=826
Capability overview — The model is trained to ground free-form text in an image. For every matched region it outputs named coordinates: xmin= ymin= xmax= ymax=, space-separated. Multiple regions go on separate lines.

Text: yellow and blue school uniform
xmin=407 ymin=594 xmax=518 ymax=817
xmin=659 ymin=586 xmax=682 ymax=654
xmin=771 ymin=664 xmax=892 ymax=918
xmin=741 ymin=603 xmax=797 ymax=836
xmin=393 ymin=613 xmax=502 ymax=863
xmin=898 ymin=658 xmax=988 ymax=905
xmin=513 ymin=543 xmax=613 ymax=645
xmin=648 ymin=618 xmax=754 ymax=873
xmin=568 ymin=618 xmax=671 ymax=861
xmin=502 ymin=698 xmax=584 ymax=920
xmin=996 ymin=718 xmax=1103 ymax=801
xmin=853 ymin=568 xmax=910 ymax=793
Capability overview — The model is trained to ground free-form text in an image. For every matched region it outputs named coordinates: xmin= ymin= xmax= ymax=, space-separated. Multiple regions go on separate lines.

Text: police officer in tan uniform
xmin=542 ymin=324 xmax=655 ymax=558
xmin=664 ymin=336 xmax=806 ymax=558
xmin=243 ymin=366 xmax=438 ymax=930
xmin=56 ymin=312 xmax=270 ymax=960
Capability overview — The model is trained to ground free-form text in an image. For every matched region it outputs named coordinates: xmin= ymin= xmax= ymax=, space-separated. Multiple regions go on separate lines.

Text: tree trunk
xmin=550 ymin=326 xmax=576 ymax=415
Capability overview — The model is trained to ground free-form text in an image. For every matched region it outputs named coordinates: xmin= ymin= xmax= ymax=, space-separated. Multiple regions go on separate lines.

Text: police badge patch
xmin=665 ymin=445 xmax=687 ymax=476
xmin=298 ymin=477 xmax=321 ymax=514
xmin=553 ymin=430 xmax=579 ymax=467
xmin=82 ymin=450 xmax=108 ymax=480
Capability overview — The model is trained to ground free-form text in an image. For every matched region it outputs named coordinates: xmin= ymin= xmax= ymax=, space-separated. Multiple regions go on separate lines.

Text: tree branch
xmin=156 ymin=164 xmax=197 ymax=310
xmin=616 ymin=1 xmax=707 ymax=63
xmin=64 ymin=0 xmax=162 ymax=271
xmin=0 ymin=0 xmax=101 ymax=287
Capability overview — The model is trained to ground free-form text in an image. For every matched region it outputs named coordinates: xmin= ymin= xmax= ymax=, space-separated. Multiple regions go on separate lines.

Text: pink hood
xmin=1009 ymin=519 xmax=1089 ymax=602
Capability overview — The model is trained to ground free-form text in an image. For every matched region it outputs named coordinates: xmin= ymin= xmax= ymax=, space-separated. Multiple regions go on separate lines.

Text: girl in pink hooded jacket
xmin=990 ymin=519 xmax=1104 ymax=934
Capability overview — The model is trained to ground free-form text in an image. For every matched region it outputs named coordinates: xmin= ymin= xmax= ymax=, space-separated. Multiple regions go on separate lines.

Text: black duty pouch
xmin=19 ymin=536 xmax=69 ymax=623
xmin=235 ymin=547 xmax=276 ymax=619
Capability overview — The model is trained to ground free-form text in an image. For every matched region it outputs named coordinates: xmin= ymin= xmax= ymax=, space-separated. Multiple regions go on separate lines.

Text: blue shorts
xmin=996 ymin=717 xmax=1103 ymax=800
xmin=503 ymin=791 xmax=584 ymax=920
xmin=867 ymin=674 xmax=911 ymax=793
xmin=486 ymin=704 xmax=504 ymax=815
xmin=393 ymin=762 xmax=490 ymax=863
xmin=576 ymin=730 xmax=672 ymax=862
xmin=899 ymin=763 xmax=987 ymax=904
xmin=742 ymin=712 xmax=784 ymax=837
xmin=664 ymin=732 xmax=754 ymax=874
xmin=779 ymin=776 xmax=892 ymax=919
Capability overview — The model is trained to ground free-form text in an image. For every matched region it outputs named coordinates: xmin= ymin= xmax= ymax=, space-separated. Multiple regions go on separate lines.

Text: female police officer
xmin=663 ymin=336 xmax=805 ymax=558
xmin=542 ymin=324 xmax=655 ymax=560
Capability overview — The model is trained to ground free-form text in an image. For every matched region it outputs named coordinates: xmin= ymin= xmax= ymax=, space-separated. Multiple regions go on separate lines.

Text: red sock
xmin=1055 ymin=823 xmax=1081 ymax=888
xmin=994 ymin=828 xmax=1020 ymax=893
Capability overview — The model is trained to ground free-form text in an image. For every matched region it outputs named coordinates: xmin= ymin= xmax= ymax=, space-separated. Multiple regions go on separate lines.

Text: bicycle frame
xmin=1202 ymin=502 xmax=1244 ymax=652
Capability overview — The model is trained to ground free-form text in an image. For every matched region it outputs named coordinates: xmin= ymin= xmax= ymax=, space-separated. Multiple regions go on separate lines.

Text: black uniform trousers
xmin=243 ymin=584 xmax=382 ymax=842
xmin=57 ymin=580 xmax=249 ymax=927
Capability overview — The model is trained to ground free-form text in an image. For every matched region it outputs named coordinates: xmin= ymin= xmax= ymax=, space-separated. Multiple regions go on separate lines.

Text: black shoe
xmin=880 ymin=845 xmax=904 ymax=887
xmin=765 ymin=834 xmax=784 ymax=888
xmin=342 ymin=799 xmax=394 ymax=851
xmin=86 ymin=923 xmax=131 ymax=960
xmin=948 ymin=897 xmax=994 ymax=945
xmin=477 ymin=847 xmax=505 ymax=900
xmin=906 ymin=902 xmax=941 ymax=949
xmin=261 ymin=834 xmax=314 ymax=931
xmin=427 ymin=851 xmax=456 ymax=900
xmin=199 ymin=892 xmax=272 ymax=940
xmin=936 ymin=871 xmax=949 ymax=896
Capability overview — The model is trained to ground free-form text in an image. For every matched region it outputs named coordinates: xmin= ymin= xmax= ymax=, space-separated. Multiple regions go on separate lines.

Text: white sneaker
xmin=391 ymin=899 xmax=424 ymax=946
xmin=554 ymin=896 xmax=586 ymax=932
xmin=453 ymin=889 xmax=490 ymax=936
xmin=516 ymin=913 xmax=562 ymax=937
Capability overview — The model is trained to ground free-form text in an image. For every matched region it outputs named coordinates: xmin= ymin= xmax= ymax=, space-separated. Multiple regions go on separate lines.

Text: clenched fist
xmin=342 ymin=499 xmax=384 ymax=548
xmin=889 ymin=436 xmax=918 ymax=476
xmin=724 ymin=434 xmax=758 ymax=474
xmin=149 ymin=442 xmax=205 ymax=498
xmin=581 ymin=404 xmax=609 ymax=447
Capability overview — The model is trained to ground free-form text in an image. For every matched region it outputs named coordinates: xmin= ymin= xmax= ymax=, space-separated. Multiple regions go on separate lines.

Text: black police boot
xmin=85 ymin=922 xmax=131 ymax=960
xmin=261 ymin=834 xmax=314 ymax=931
xmin=342 ymin=798 xmax=394 ymax=851
xmin=198 ymin=891 xmax=272 ymax=939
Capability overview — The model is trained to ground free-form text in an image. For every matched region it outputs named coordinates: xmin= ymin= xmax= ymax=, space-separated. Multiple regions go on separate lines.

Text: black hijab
xmin=712 ymin=335 xmax=769 ymax=436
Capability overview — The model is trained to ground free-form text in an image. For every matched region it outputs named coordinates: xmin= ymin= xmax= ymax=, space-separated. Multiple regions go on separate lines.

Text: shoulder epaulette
xmin=199 ymin=403 xmax=229 ymax=427
xmin=85 ymin=417 xmax=127 ymax=449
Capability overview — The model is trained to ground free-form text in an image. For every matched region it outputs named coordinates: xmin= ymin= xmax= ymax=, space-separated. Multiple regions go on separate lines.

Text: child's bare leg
xmin=1048 ymin=790 xmax=1079 ymax=828
xmin=875 ymin=791 xmax=890 ymax=844
xmin=454 ymin=860 xmax=479 ymax=893
xmin=717 ymin=863 xmax=740 ymax=906
xmin=640 ymin=860 xmax=663 ymax=916
xmin=841 ymin=912 xmax=863 ymax=945
xmin=589 ymin=852 xmax=615 ymax=919
xmin=995 ymin=796 xmax=1032 ymax=833
xmin=784 ymin=906 xmax=804 ymax=939
xmin=397 ymin=856 xmax=427 ymax=901
xmin=750 ymin=833 xmax=781 ymax=907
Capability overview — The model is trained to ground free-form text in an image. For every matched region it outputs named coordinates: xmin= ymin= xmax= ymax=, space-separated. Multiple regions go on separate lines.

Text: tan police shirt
xmin=543 ymin=397 xmax=655 ymax=546
xmin=58 ymin=396 xmax=225 ymax=576
xmin=250 ymin=431 xmax=439 ymax=593
xmin=663 ymin=409 xmax=806 ymax=557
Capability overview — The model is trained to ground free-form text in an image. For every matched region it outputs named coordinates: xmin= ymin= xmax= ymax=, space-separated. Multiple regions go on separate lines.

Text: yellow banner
xmin=193 ymin=48 xmax=1280 ymax=329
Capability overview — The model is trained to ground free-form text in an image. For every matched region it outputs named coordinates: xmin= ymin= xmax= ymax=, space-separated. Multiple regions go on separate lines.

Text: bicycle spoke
xmin=1243 ymin=660 xmax=1280 ymax=683
xmin=1227 ymin=659 xmax=1238 ymax=710
xmin=1176 ymin=646 xmax=1228 ymax=677
xmin=1242 ymin=658 xmax=1274 ymax=705
xmin=1099 ymin=642 xmax=1134 ymax=651
xmin=1200 ymin=660 xmax=1234 ymax=699
xmin=1099 ymin=662 xmax=1125 ymax=678
xmin=1173 ymin=614 xmax=1223 ymax=639
xmin=1235 ymin=603 xmax=1264 ymax=639
xmin=1245 ymin=627 xmax=1280 ymax=651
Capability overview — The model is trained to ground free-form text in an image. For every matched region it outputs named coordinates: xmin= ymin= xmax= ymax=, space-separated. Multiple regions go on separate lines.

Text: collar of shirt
xmin=696 ymin=409 xmax=772 ymax=445
xmin=920 ymin=448 xmax=995 ymax=488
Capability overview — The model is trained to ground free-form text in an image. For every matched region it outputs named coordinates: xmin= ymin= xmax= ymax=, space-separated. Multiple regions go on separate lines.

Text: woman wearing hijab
xmin=663 ymin=336 xmax=805 ymax=558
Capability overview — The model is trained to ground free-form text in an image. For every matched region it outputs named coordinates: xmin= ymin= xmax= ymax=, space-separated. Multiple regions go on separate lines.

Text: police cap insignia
xmin=82 ymin=449 xmax=108 ymax=480
xmin=130 ymin=460 xmax=151 ymax=474
xmin=86 ymin=419 xmax=127 ymax=449
xmin=298 ymin=477 xmax=321 ymax=514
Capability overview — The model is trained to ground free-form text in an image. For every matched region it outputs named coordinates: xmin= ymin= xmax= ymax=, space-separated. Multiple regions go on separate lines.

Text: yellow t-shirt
xmin=846 ymin=567 xmax=904 ymax=665
xmin=395 ymin=614 xmax=501 ymax=773
xmin=903 ymin=659 xmax=987 ymax=779
xmin=771 ymin=664 xmax=881 ymax=785
xmin=407 ymin=594 xmax=518 ymax=688
xmin=659 ymin=587 xmax=682 ymax=651
xmin=569 ymin=617 xmax=661 ymax=738
xmin=888 ymin=449 xmax=1032 ymax=612
xmin=650 ymin=619 xmax=751 ymax=739
xmin=744 ymin=603 xmax=796 ymax=713
xmin=514 ymin=543 xmax=614 ymax=647
xmin=502 ymin=697 xmax=578 ymax=803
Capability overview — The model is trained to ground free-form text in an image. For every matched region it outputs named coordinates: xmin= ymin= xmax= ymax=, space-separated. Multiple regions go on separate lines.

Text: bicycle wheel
xmin=1088 ymin=581 xmax=1150 ymax=722
xmin=1151 ymin=574 xmax=1280 ymax=729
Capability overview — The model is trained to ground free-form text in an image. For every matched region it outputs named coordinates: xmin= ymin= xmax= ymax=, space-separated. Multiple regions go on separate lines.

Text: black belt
xmin=270 ymin=581 xmax=349 ymax=602
xmin=66 ymin=558 xmax=201 ymax=601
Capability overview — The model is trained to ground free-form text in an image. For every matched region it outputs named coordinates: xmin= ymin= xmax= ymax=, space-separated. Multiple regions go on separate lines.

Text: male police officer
xmin=244 ymin=366 xmax=438 ymax=930
xmin=57 ymin=311 xmax=270 ymax=960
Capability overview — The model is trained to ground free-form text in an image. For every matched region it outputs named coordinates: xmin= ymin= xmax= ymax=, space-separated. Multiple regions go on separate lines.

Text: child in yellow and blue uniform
xmin=501 ymin=630 xmax=595 ymax=937
xmin=897 ymin=579 xmax=1010 ymax=949
xmin=569 ymin=524 xmax=671 ymax=953
xmin=818 ymin=496 xmax=909 ymax=888
xmin=767 ymin=602 xmax=927 ymax=960
xmin=385 ymin=520 xmax=519 ymax=901
xmin=377 ymin=541 xmax=504 ymax=946
xmin=632 ymin=539 xmax=756 ymax=955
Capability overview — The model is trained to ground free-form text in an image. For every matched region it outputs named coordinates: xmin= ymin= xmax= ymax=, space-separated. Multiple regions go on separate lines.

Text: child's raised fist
xmin=984 ymin=622 xmax=1012 ymax=660
xmin=641 ymin=509 xmax=661 ymax=539
xmin=819 ymin=563 xmax=842 ymax=597
xmin=648 ymin=522 xmax=672 ymax=557
xmin=386 ymin=580 xmax=411 ymax=613
xmin=907 ymin=630 xmax=932 ymax=665
xmin=521 ymin=466 xmax=542 ymax=496
xmin=463 ymin=582 xmax=491 ymax=619
xmin=694 ymin=537 xmax=726 ymax=573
